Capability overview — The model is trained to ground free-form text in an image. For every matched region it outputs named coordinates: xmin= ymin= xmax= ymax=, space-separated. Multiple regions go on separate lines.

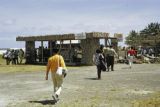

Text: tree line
xmin=125 ymin=22 xmax=160 ymax=46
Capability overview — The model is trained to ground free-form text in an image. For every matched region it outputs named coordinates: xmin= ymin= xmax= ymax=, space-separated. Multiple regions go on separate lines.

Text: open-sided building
xmin=16 ymin=32 xmax=118 ymax=65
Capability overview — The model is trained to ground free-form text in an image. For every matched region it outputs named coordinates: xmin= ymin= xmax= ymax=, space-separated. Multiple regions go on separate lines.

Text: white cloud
xmin=2 ymin=19 xmax=15 ymax=25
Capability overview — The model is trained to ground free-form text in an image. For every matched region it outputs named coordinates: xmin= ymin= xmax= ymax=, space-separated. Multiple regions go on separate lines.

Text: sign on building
xmin=114 ymin=33 xmax=123 ymax=42
xmin=75 ymin=32 xmax=86 ymax=39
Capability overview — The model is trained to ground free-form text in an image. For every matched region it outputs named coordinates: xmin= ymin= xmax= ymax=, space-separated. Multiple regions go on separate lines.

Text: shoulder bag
xmin=56 ymin=55 xmax=63 ymax=75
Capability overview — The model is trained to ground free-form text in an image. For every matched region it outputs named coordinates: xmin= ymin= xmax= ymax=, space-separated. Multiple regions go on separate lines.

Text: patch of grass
xmin=0 ymin=64 xmax=80 ymax=73
xmin=0 ymin=55 xmax=80 ymax=73
xmin=131 ymin=92 xmax=160 ymax=107
xmin=110 ymin=89 xmax=117 ymax=91
xmin=0 ymin=54 xmax=6 ymax=65
xmin=0 ymin=55 xmax=45 ymax=73
xmin=0 ymin=65 xmax=46 ymax=73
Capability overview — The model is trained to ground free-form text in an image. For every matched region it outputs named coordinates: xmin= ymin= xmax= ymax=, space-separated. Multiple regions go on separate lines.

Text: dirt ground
xmin=0 ymin=64 xmax=160 ymax=107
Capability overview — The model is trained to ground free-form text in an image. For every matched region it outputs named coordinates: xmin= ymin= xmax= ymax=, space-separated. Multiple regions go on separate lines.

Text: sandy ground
xmin=0 ymin=64 xmax=160 ymax=107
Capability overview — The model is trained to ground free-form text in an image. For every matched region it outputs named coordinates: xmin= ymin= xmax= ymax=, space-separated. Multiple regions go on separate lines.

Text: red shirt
xmin=127 ymin=49 xmax=136 ymax=56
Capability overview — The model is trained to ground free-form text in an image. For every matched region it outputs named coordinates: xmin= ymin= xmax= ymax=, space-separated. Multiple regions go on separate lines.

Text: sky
xmin=0 ymin=0 xmax=160 ymax=48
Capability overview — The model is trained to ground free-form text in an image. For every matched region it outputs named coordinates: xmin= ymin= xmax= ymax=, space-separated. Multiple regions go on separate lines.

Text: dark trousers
xmin=97 ymin=65 xmax=101 ymax=79
xmin=6 ymin=58 xmax=11 ymax=65
xmin=107 ymin=56 xmax=114 ymax=71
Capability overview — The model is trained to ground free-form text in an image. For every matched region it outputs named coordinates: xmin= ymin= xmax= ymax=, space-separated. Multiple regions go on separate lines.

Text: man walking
xmin=107 ymin=45 xmax=118 ymax=71
xmin=45 ymin=48 xmax=67 ymax=102
xmin=103 ymin=45 xmax=110 ymax=71
xmin=18 ymin=49 xmax=24 ymax=64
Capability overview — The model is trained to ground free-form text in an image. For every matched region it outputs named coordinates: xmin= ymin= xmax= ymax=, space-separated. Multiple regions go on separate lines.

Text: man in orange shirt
xmin=45 ymin=48 xmax=67 ymax=102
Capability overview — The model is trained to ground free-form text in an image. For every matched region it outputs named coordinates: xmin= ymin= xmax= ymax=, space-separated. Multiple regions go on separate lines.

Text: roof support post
xmin=105 ymin=38 xmax=111 ymax=46
xmin=41 ymin=41 xmax=44 ymax=62
xmin=69 ymin=40 xmax=72 ymax=63
xmin=111 ymin=38 xmax=118 ymax=52
xmin=81 ymin=38 xmax=99 ymax=65
xmin=49 ymin=41 xmax=53 ymax=57
xmin=25 ymin=41 xmax=35 ymax=64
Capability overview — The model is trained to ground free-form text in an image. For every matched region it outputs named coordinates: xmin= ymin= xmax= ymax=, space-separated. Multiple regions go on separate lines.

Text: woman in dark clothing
xmin=93 ymin=49 xmax=105 ymax=79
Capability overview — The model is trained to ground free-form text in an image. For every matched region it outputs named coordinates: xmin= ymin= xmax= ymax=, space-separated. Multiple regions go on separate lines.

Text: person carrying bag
xmin=93 ymin=49 xmax=106 ymax=80
xmin=56 ymin=56 xmax=67 ymax=77
xmin=45 ymin=48 xmax=67 ymax=103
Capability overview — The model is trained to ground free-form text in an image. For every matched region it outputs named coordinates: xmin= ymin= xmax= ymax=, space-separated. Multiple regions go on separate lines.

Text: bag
xmin=62 ymin=69 xmax=67 ymax=78
xmin=100 ymin=60 xmax=107 ymax=71
xmin=56 ymin=67 xmax=63 ymax=75
xmin=93 ymin=54 xmax=100 ymax=65
xmin=56 ymin=55 xmax=67 ymax=77
xmin=98 ymin=54 xmax=107 ymax=71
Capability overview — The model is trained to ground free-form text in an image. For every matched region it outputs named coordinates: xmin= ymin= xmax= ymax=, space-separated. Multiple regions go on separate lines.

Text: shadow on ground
xmin=29 ymin=100 xmax=56 ymax=105
xmin=84 ymin=77 xmax=99 ymax=80
xmin=121 ymin=67 xmax=130 ymax=69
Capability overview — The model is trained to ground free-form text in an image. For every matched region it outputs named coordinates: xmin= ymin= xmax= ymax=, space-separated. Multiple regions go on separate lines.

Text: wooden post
xmin=105 ymin=38 xmax=110 ymax=46
xmin=111 ymin=38 xmax=118 ymax=52
xmin=60 ymin=40 xmax=62 ymax=51
xmin=69 ymin=40 xmax=72 ymax=63
xmin=25 ymin=41 xmax=35 ymax=64
xmin=81 ymin=38 xmax=99 ymax=65
xmin=48 ymin=41 xmax=53 ymax=56
xmin=41 ymin=41 xmax=44 ymax=62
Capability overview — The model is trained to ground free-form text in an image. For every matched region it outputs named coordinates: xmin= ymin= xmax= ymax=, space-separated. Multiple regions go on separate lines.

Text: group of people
xmin=2 ymin=49 xmax=24 ymax=65
xmin=94 ymin=45 xmax=137 ymax=79
xmin=93 ymin=45 xmax=118 ymax=80
xmin=137 ymin=46 xmax=155 ymax=57
xmin=44 ymin=45 xmax=136 ymax=103
xmin=71 ymin=45 xmax=83 ymax=64
xmin=45 ymin=45 xmax=118 ymax=103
